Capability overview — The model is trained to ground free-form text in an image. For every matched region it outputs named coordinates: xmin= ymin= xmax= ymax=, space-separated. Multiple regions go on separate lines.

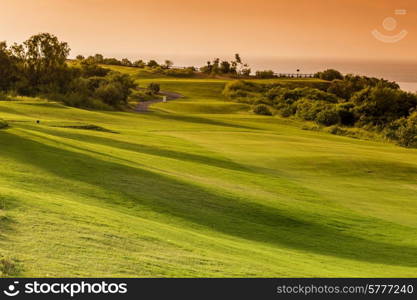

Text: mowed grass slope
xmin=0 ymin=68 xmax=417 ymax=277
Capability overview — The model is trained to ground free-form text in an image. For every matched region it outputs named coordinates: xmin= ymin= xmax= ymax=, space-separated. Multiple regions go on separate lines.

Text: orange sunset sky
xmin=0 ymin=0 xmax=416 ymax=62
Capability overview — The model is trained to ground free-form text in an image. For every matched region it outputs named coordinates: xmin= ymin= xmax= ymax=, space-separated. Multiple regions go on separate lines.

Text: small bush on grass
xmin=0 ymin=119 xmax=8 ymax=129
xmin=387 ymin=112 xmax=417 ymax=148
xmin=147 ymin=83 xmax=160 ymax=95
xmin=253 ymin=104 xmax=272 ymax=116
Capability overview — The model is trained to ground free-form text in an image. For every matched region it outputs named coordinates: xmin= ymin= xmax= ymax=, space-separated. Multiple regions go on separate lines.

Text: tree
xmin=8 ymin=33 xmax=71 ymax=94
xmin=147 ymin=82 xmax=160 ymax=94
xmin=147 ymin=60 xmax=159 ymax=68
xmin=240 ymin=67 xmax=251 ymax=77
xmin=94 ymin=54 xmax=104 ymax=63
xmin=211 ymin=58 xmax=220 ymax=74
xmin=200 ymin=61 xmax=212 ymax=74
xmin=164 ymin=60 xmax=173 ymax=69
xmin=94 ymin=72 xmax=136 ymax=106
xmin=234 ymin=53 xmax=242 ymax=65
xmin=102 ymin=57 xmax=122 ymax=66
xmin=220 ymin=61 xmax=231 ymax=74
xmin=76 ymin=55 xmax=85 ymax=61
xmin=232 ymin=53 xmax=250 ymax=77
xmin=121 ymin=58 xmax=132 ymax=67
xmin=13 ymin=33 xmax=70 ymax=86
xmin=133 ymin=60 xmax=145 ymax=68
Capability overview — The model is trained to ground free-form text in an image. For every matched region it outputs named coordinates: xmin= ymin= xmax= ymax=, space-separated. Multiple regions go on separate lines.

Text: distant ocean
xmin=120 ymin=53 xmax=417 ymax=92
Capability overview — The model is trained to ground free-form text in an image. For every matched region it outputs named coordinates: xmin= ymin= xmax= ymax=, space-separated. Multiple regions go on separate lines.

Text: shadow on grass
xmin=151 ymin=112 xmax=258 ymax=130
xmin=27 ymin=125 xmax=250 ymax=173
xmin=1 ymin=130 xmax=417 ymax=268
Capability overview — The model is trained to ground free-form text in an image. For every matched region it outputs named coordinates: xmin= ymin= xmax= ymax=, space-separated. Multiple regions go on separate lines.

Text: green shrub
xmin=351 ymin=87 xmax=417 ymax=127
xmin=147 ymin=83 xmax=160 ymax=95
xmin=95 ymin=83 xmax=126 ymax=106
xmin=253 ymin=104 xmax=272 ymax=116
xmin=270 ymin=87 xmax=339 ymax=104
xmin=315 ymin=69 xmax=344 ymax=81
xmin=296 ymin=99 xmax=332 ymax=121
xmin=147 ymin=60 xmax=159 ymax=68
xmin=279 ymin=105 xmax=295 ymax=117
xmin=0 ymin=119 xmax=8 ymax=129
xmin=336 ymin=103 xmax=356 ymax=126
xmin=93 ymin=72 xmax=136 ymax=107
xmin=315 ymin=108 xmax=340 ymax=126
xmin=387 ymin=113 xmax=417 ymax=148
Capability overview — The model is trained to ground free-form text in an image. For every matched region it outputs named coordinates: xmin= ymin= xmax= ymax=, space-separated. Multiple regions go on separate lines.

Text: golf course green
xmin=0 ymin=65 xmax=416 ymax=277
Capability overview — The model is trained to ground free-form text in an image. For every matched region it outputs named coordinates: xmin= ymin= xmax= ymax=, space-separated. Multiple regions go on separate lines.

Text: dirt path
xmin=135 ymin=91 xmax=183 ymax=113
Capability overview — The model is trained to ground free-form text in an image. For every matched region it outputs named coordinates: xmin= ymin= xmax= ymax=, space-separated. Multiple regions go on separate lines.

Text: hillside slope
xmin=0 ymin=71 xmax=416 ymax=277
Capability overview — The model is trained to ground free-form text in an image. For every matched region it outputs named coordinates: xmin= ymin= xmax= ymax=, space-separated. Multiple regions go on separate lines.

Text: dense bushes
xmin=223 ymin=74 xmax=417 ymax=148
xmin=315 ymin=108 xmax=340 ymax=126
xmin=253 ymin=104 xmax=272 ymax=116
xmin=295 ymin=99 xmax=333 ymax=122
xmin=327 ymin=75 xmax=400 ymax=101
xmin=350 ymin=87 xmax=417 ymax=128
xmin=385 ymin=112 xmax=417 ymax=147
xmin=63 ymin=72 xmax=136 ymax=108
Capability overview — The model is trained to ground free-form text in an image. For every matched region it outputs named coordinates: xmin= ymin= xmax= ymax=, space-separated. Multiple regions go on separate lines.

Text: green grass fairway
xmin=0 ymin=69 xmax=417 ymax=277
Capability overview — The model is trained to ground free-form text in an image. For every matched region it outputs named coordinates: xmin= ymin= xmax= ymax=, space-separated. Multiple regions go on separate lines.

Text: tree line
xmin=75 ymin=53 xmax=175 ymax=70
xmin=0 ymin=33 xmax=142 ymax=109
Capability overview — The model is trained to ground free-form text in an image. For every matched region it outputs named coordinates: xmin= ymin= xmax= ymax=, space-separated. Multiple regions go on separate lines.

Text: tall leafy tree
xmin=12 ymin=33 xmax=70 ymax=90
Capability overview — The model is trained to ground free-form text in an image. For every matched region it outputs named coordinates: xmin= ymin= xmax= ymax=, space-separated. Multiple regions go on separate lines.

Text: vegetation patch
xmin=223 ymin=71 xmax=417 ymax=148
xmin=53 ymin=124 xmax=118 ymax=133
xmin=0 ymin=119 xmax=8 ymax=129
xmin=253 ymin=104 xmax=272 ymax=116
